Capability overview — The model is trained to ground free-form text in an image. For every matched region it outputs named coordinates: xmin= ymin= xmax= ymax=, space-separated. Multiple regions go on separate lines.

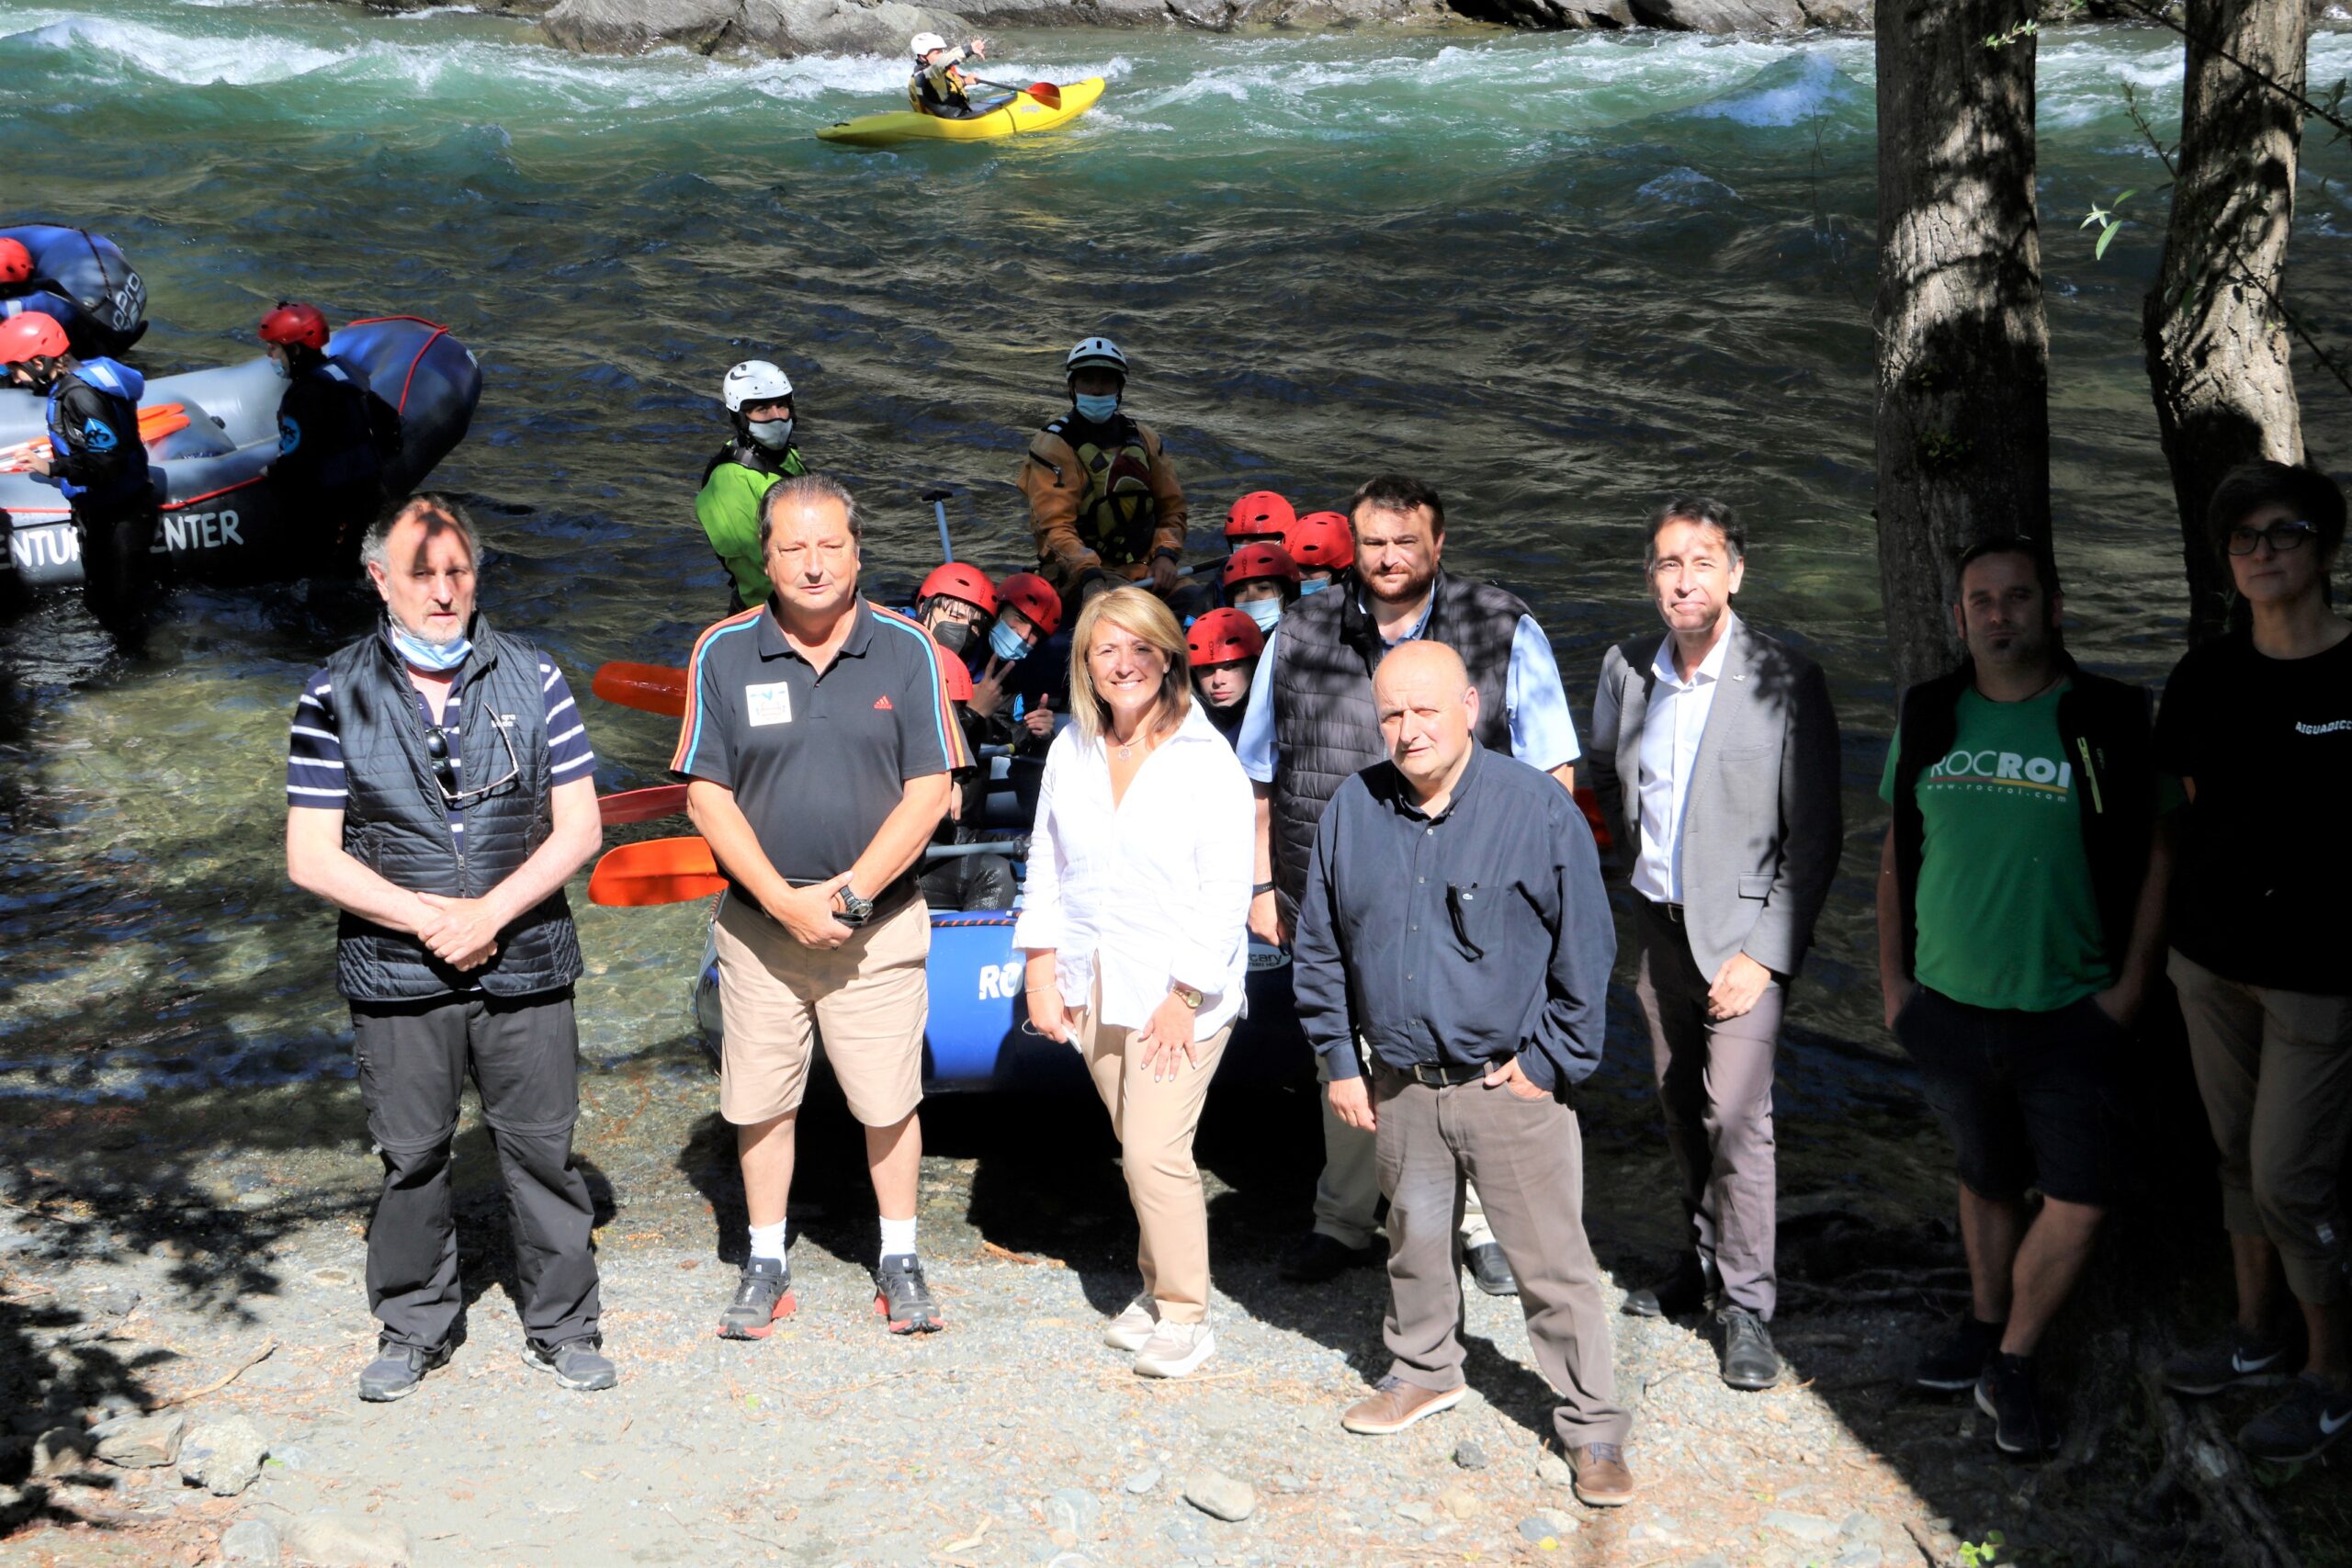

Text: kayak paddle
xmin=0 ymin=402 xmax=190 ymax=473
xmin=591 ymin=661 xmax=687 ymax=718
xmin=589 ymin=836 xmax=723 ymax=907
xmin=597 ymin=784 xmax=689 ymax=826
xmin=969 ymin=77 xmax=1061 ymax=110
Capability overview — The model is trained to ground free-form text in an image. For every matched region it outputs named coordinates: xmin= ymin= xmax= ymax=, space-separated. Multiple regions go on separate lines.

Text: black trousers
xmin=351 ymin=989 xmax=600 ymax=1350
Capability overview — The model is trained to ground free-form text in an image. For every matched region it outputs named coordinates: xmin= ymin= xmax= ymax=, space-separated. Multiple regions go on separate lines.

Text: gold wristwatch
xmin=1170 ymin=981 xmax=1204 ymax=1010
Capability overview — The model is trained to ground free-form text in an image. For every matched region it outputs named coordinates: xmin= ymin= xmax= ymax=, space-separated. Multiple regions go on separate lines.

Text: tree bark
xmin=1872 ymin=1 xmax=2052 ymax=696
xmin=2144 ymin=0 xmax=2309 ymax=644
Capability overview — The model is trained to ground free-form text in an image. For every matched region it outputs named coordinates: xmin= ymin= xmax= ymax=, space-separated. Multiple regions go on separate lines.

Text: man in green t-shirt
xmin=1875 ymin=538 xmax=2174 ymax=1461
xmin=695 ymin=359 xmax=808 ymax=612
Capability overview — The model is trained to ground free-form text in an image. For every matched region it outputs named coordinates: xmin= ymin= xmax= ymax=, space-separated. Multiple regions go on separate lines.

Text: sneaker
xmin=1464 ymin=1242 xmax=1519 ymax=1298
xmin=1281 ymin=1231 xmax=1382 ymax=1284
xmin=1623 ymin=1252 xmax=1716 ymax=1319
xmin=2238 ymin=1373 xmax=2352 ymax=1464
xmin=521 ymin=1337 xmax=617 ymax=1392
xmin=1914 ymin=1313 xmax=2005 ymax=1393
xmin=1974 ymin=1352 xmax=2060 ymax=1458
xmin=1717 ymin=1303 xmax=1781 ymax=1392
xmin=1133 ymin=1319 xmax=1216 ymax=1379
xmin=717 ymin=1256 xmax=797 ymax=1340
xmin=2162 ymin=1323 xmax=2294 ymax=1397
xmin=1564 ymin=1442 xmax=1638 ymax=1507
xmin=356 ymin=1337 xmax=450 ymax=1403
xmin=1104 ymin=1295 xmax=1158 ymax=1353
xmin=874 ymin=1254 xmax=943 ymax=1335
xmin=1340 ymin=1374 xmax=1466 ymax=1435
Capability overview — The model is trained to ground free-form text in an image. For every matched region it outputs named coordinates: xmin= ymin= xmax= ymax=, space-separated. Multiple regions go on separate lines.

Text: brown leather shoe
xmin=1340 ymin=1375 xmax=1467 ymax=1435
xmin=1566 ymin=1441 xmax=1637 ymax=1506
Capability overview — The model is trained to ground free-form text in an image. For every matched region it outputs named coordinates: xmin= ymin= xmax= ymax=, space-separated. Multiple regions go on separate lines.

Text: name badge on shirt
xmin=744 ymin=682 xmax=794 ymax=728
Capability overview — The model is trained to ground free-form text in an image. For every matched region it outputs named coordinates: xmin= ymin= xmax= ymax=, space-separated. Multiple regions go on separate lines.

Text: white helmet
xmin=721 ymin=360 xmax=793 ymax=412
xmin=910 ymin=31 xmax=946 ymax=58
xmin=1065 ymin=336 xmax=1128 ymax=378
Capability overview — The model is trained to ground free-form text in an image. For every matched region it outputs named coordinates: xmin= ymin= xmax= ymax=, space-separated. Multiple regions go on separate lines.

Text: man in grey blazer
xmin=1588 ymin=498 xmax=1842 ymax=1391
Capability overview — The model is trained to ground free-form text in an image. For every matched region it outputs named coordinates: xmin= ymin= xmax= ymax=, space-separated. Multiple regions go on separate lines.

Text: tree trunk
xmin=2144 ymin=0 xmax=2309 ymax=644
xmin=1872 ymin=1 xmax=2052 ymax=696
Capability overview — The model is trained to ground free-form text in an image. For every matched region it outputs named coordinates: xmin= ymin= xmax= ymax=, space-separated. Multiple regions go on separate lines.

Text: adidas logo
xmin=873 ymin=695 xmax=893 ymax=711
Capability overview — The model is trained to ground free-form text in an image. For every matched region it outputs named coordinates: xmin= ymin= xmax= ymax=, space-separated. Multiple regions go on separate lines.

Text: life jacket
xmin=45 ymin=356 xmax=148 ymax=508
xmin=909 ymin=62 xmax=974 ymax=116
xmin=277 ymin=355 xmax=390 ymax=495
xmin=1267 ymin=571 xmax=1527 ymax=917
xmin=1043 ymin=412 xmax=1160 ymax=570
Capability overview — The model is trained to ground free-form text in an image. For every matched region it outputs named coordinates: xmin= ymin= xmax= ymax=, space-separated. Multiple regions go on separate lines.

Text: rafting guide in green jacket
xmin=695 ymin=359 xmax=807 ymax=611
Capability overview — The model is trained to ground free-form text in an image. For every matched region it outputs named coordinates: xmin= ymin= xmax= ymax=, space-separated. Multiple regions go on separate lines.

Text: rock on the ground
xmin=29 ymin=1427 xmax=93 ymax=1479
xmin=1453 ymin=1438 xmax=1488 ymax=1470
xmin=221 ymin=1517 xmax=283 ymax=1565
xmin=180 ymin=1416 xmax=268 ymax=1497
xmin=1043 ymin=1486 xmax=1102 ymax=1535
xmin=1438 ymin=1484 xmax=1481 ymax=1519
xmin=1122 ymin=1466 xmax=1160 ymax=1495
xmin=1517 ymin=1509 xmax=1579 ymax=1542
xmin=92 ymin=1410 xmax=184 ymax=1469
xmin=1182 ymin=1469 xmax=1256 ymax=1522
xmin=1764 ymin=1509 xmax=1843 ymax=1545
xmin=280 ymin=1512 xmax=413 ymax=1568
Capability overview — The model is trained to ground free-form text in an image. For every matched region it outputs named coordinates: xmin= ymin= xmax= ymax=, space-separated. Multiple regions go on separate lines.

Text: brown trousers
xmin=1373 ymin=1064 xmax=1630 ymax=1450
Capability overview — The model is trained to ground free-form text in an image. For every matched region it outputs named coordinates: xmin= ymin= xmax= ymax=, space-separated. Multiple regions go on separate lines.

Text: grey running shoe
xmin=522 ymin=1337 xmax=617 ymax=1392
xmin=1915 ymin=1313 xmax=2004 ymax=1393
xmin=2239 ymin=1373 xmax=2352 ymax=1465
xmin=1974 ymin=1352 xmax=2061 ymax=1458
xmin=717 ymin=1256 xmax=796 ymax=1340
xmin=1718 ymin=1304 xmax=1782 ymax=1392
xmin=874 ymin=1254 xmax=943 ymax=1335
xmin=2162 ymin=1323 xmax=2293 ymax=1397
xmin=357 ymin=1337 xmax=450 ymax=1403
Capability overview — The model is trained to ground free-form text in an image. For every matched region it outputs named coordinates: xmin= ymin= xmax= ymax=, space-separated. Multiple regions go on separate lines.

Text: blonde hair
xmin=1066 ymin=586 xmax=1193 ymax=744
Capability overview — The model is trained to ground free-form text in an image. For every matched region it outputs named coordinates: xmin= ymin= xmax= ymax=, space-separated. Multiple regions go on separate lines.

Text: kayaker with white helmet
xmin=1019 ymin=336 xmax=1188 ymax=604
xmin=908 ymin=32 xmax=991 ymax=119
xmin=695 ymin=359 xmax=807 ymax=612
xmin=262 ymin=300 xmax=403 ymax=575
xmin=0 ymin=309 xmax=155 ymax=637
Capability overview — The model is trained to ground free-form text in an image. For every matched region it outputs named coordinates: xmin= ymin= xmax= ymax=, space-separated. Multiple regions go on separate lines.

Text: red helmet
xmin=1186 ymin=607 xmax=1265 ymax=669
xmin=259 ymin=301 xmax=330 ymax=352
xmin=0 ymin=239 xmax=31 ymax=286
xmin=1223 ymin=541 xmax=1301 ymax=594
xmin=917 ymin=561 xmax=999 ymax=618
xmin=1286 ymin=511 xmax=1353 ymax=573
xmin=1225 ymin=490 xmax=1295 ymax=543
xmin=0 ymin=310 xmax=69 ymax=366
xmin=934 ymin=645 xmax=975 ymax=705
xmin=997 ymin=571 xmax=1063 ymax=637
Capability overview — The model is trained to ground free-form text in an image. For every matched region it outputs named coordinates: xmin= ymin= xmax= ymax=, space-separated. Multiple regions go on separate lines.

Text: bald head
xmin=1374 ymin=640 xmax=1479 ymax=804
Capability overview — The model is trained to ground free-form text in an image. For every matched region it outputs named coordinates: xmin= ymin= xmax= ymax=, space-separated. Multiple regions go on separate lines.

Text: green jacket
xmin=695 ymin=441 xmax=808 ymax=606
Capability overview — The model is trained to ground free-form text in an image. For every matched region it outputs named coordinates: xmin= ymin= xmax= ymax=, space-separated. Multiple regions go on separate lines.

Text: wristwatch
xmin=1170 ymin=980 xmax=1204 ymax=1010
xmin=837 ymin=886 xmax=876 ymax=927
xmin=1151 ymin=546 xmax=1182 ymax=566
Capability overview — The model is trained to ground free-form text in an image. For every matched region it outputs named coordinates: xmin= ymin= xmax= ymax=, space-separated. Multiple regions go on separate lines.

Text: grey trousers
xmin=1373 ymin=1065 xmax=1630 ymax=1450
xmin=1634 ymin=899 xmax=1785 ymax=1319
xmin=351 ymin=990 xmax=601 ymax=1350
xmin=1315 ymin=1046 xmax=1492 ymax=1251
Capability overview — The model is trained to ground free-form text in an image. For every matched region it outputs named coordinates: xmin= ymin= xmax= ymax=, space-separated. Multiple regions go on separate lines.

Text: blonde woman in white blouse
xmin=1012 ymin=587 xmax=1256 ymax=1378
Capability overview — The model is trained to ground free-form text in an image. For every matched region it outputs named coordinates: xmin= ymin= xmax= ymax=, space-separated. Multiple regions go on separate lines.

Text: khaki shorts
xmin=711 ymin=891 xmax=929 ymax=1128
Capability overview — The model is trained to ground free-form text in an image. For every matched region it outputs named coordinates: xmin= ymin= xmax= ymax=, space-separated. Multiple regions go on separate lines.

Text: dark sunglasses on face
xmin=2226 ymin=519 xmax=2317 ymax=556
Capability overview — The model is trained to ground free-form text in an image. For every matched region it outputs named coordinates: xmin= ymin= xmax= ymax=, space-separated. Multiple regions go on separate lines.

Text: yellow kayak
xmin=817 ymin=78 xmax=1105 ymax=148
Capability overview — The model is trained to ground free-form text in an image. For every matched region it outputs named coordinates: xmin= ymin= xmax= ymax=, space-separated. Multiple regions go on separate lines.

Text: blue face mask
xmin=1298 ymin=575 xmax=1330 ymax=596
xmin=388 ymin=620 xmax=470 ymax=673
xmin=1072 ymin=393 xmax=1120 ymax=424
xmin=1237 ymin=596 xmax=1283 ymax=634
xmin=989 ymin=620 xmax=1032 ymax=662
xmin=746 ymin=417 xmax=794 ymax=450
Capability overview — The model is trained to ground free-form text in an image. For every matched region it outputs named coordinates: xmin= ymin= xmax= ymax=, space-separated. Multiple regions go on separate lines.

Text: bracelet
xmin=1251 ymin=881 xmax=1274 ymax=897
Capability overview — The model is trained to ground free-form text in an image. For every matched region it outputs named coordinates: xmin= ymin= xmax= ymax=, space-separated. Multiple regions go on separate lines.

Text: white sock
xmin=748 ymin=1221 xmax=786 ymax=1262
xmin=878 ymin=1215 xmax=918 ymax=1261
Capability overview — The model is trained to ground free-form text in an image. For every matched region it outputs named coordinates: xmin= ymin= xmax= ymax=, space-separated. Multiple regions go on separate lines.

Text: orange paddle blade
xmin=0 ymin=401 xmax=189 ymax=471
xmin=592 ymin=661 xmax=688 ymax=718
xmin=588 ymin=836 xmax=725 ymax=907
xmin=597 ymin=784 xmax=690 ymax=826
xmin=1027 ymin=81 xmax=1062 ymax=108
xmin=1574 ymin=785 xmax=1613 ymax=855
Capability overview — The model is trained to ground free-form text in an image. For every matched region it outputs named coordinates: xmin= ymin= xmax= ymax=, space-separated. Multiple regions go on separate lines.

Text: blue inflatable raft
xmin=0 ymin=225 xmax=146 ymax=358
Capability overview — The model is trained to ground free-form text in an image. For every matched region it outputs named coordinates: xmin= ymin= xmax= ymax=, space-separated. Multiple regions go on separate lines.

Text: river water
xmin=1 ymin=1 xmax=2346 ymax=1100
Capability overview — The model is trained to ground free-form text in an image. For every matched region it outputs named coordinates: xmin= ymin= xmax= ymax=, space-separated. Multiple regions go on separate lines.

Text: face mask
xmin=746 ymin=417 xmax=794 ymax=451
xmin=989 ymin=620 xmax=1032 ymax=662
xmin=388 ymin=619 xmax=470 ymax=673
xmin=1238 ymin=596 xmax=1283 ymax=634
xmin=269 ymin=355 xmax=291 ymax=381
xmin=931 ymin=617 xmax=972 ymax=656
xmin=1298 ymin=576 xmax=1329 ymax=596
xmin=1071 ymin=393 xmax=1120 ymax=424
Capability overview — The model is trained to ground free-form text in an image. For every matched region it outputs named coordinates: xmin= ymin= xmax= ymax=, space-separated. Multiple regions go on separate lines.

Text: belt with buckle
xmin=1403 ymin=1059 xmax=1499 ymax=1089
xmin=1645 ymin=899 xmax=1687 ymax=926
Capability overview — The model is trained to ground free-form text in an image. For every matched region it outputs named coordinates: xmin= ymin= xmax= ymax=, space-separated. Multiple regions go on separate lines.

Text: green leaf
xmin=2095 ymin=221 xmax=2123 ymax=259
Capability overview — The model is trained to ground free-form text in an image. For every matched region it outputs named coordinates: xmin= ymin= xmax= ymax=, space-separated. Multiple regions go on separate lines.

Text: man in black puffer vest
xmin=1231 ymin=475 xmax=1585 ymax=1292
xmin=286 ymin=494 xmax=614 ymax=1404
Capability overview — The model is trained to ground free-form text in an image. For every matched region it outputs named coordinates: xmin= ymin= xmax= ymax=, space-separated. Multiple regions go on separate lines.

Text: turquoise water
xmin=1 ymin=1 xmax=2346 ymax=1092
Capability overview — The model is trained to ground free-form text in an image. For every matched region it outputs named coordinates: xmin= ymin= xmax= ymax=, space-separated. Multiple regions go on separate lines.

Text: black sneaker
xmin=356 ymin=1337 xmax=450 ymax=1403
xmin=717 ymin=1256 xmax=797 ymax=1340
xmin=2238 ymin=1373 xmax=2352 ymax=1464
xmin=1974 ymin=1352 xmax=2060 ymax=1458
xmin=1623 ymin=1252 xmax=1716 ymax=1319
xmin=1717 ymin=1304 xmax=1781 ymax=1391
xmin=874 ymin=1254 xmax=943 ymax=1335
xmin=522 ymin=1337 xmax=617 ymax=1392
xmin=1914 ymin=1313 xmax=2005 ymax=1393
xmin=1464 ymin=1242 xmax=1519 ymax=1298
xmin=1280 ymin=1231 xmax=1381 ymax=1284
xmin=2162 ymin=1323 xmax=2294 ymax=1397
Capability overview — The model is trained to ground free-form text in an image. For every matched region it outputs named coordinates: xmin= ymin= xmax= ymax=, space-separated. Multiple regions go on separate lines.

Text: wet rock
xmin=1438 ymin=1485 xmax=1481 ymax=1520
xmin=281 ymin=1511 xmax=413 ymax=1567
xmin=1122 ymin=1467 xmax=1159 ymax=1495
xmin=222 ymin=1517 xmax=282 ymax=1564
xmin=1765 ymin=1510 xmax=1842 ymax=1545
xmin=541 ymin=0 xmax=969 ymax=59
xmin=180 ymin=1416 xmax=268 ymax=1496
xmin=1181 ymin=1469 xmax=1256 ymax=1522
xmin=93 ymin=1410 xmax=184 ymax=1469
xmin=29 ymin=1427 xmax=93 ymax=1479
xmin=1445 ymin=0 xmax=1866 ymax=30
xmin=1453 ymin=1438 xmax=1489 ymax=1470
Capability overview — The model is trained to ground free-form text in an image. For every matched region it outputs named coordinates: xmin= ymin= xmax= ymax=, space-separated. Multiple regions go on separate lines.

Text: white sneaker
xmin=1104 ymin=1295 xmax=1158 ymax=1352
xmin=1133 ymin=1319 xmax=1216 ymax=1379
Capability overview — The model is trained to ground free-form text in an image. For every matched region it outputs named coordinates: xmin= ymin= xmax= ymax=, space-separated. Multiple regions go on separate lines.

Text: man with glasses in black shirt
xmin=286 ymin=494 xmax=610 ymax=1404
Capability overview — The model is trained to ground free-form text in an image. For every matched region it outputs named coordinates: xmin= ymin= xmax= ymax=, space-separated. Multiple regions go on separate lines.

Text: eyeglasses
xmin=424 ymin=720 xmax=521 ymax=807
xmin=2225 ymin=520 xmax=2317 ymax=556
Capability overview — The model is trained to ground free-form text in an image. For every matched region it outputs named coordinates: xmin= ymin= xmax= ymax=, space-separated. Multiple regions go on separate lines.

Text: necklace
xmin=1112 ymin=724 xmax=1151 ymax=761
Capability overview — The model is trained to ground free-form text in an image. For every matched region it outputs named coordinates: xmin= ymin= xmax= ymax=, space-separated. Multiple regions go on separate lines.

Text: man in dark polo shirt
xmin=672 ymin=473 xmax=968 ymax=1339
xmin=1292 ymin=641 xmax=1633 ymax=1508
